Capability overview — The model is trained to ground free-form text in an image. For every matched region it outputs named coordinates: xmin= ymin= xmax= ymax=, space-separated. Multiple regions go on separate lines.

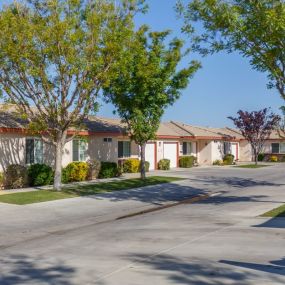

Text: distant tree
xmin=104 ymin=26 xmax=200 ymax=179
xmin=0 ymin=0 xmax=144 ymax=190
xmin=177 ymin=0 xmax=285 ymax=100
xmin=228 ymin=109 xmax=280 ymax=164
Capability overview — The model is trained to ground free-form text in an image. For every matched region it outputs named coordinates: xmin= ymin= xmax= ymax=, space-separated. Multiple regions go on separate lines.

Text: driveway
xmin=0 ymin=164 xmax=284 ymax=284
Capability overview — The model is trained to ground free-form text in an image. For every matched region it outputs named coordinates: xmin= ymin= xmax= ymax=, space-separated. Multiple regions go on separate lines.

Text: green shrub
xmin=258 ymin=153 xmax=265 ymax=162
xmin=0 ymin=172 xmax=4 ymax=189
xmin=63 ymin=162 xmax=89 ymax=182
xmin=223 ymin=154 xmax=235 ymax=165
xmin=87 ymin=159 xmax=101 ymax=180
xmin=280 ymin=156 xmax=285 ymax=162
xmin=99 ymin=162 xmax=119 ymax=178
xmin=213 ymin=159 xmax=223 ymax=166
xmin=4 ymin=164 xmax=28 ymax=189
xmin=179 ymin=156 xmax=196 ymax=168
xmin=123 ymin=158 xmax=140 ymax=173
xmin=158 ymin=159 xmax=170 ymax=170
xmin=139 ymin=161 xmax=150 ymax=172
xmin=28 ymin=164 xmax=54 ymax=186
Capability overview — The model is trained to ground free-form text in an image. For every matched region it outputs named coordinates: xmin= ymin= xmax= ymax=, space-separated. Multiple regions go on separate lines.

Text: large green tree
xmin=177 ymin=0 xmax=285 ymax=99
xmin=0 ymin=0 xmax=144 ymax=190
xmin=104 ymin=26 xmax=200 ymax=179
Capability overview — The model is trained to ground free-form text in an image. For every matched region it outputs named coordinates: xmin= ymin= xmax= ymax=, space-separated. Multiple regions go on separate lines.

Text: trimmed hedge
xmin=158 ymin=159 xmax=170 ymax=170
xmin=99 ymin=162 xmax=119 ymax=178
xmin=123 ymin=158 xmax=140 ymax=173
xmin=179 ymin=156 xmax=196 ymax=168
xmin=62 ymin=162 xmax=89 ymax=183
xmin=139 ymin=161 xmax=150 ymax=172
xmin=223 ymin=154 xmax=234 ymax=165
xmin=87 ymin=159 xmax=101 ymax=180
xmin=0 ymin=172 xmax=4 ymax=189
xmin=213 ymin=159 xmax=223 ymax=166
xmin=4 ymin=164 xmax=28 ymax=189
xmin=28 ymin=164 xmax=54 ymax=186
xmin=269 ymin=155 xmax=278 ymax=162
xmin=258 ymin=153 xmax=265 ymax=162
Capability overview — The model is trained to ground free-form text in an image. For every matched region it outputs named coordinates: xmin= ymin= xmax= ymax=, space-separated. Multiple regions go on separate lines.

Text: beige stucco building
xmin=4 ymin=105 xmax=283 ymax=172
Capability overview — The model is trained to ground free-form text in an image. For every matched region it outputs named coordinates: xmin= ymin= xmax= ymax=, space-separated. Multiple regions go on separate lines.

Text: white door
xmin=163 ymin=143 xmax=178 ymax=168
xmin=145 ymin=143 xmax=156 ymax=170
xmin=231 ymin=143 xmax=238 ymax=160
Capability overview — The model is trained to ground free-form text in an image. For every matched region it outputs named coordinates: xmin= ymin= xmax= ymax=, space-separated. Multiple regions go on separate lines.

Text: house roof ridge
xmin=170 ymin=121 xmax=195 ymax=136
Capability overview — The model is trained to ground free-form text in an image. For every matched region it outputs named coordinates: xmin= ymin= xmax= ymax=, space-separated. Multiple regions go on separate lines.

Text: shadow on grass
xmin=122 ymin=254 xmax=285 ymax=285
xmin=0 ymin=255 xmax=75 ymax=285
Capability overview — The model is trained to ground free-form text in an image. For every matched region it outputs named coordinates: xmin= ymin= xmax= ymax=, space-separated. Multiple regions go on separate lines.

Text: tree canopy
xmin=104 ymin=26 xmax=200 ymax=178
xmin=177 ymin=0 xmax=285 ymax=99
xmin=228 ymin=108 xmax=280 ymax=164
xmin=0 ymin=0 xmax=144 ymax=189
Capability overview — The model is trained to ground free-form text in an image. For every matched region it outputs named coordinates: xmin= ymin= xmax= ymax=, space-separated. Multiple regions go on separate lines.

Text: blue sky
xmin=1 ymin=0 xmax=284 ymax=127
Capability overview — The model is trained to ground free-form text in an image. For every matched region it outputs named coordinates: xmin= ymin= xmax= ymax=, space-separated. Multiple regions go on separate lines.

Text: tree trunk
xmin=53 ymin=131 xmax=66 ymax=191
xmin=254 ymin=149 xmax=258 ymax=165
xmin=140 ymin=143 xmax=146 ymax=180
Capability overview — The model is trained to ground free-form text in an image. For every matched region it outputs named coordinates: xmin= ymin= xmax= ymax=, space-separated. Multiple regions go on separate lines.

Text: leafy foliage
xmin=4 ymin=164 xmax=28 ymax=189
xmin=122 ymin=158 xmax=140 ymax=173
xmin=0 ymin=0 xmax=143 ymax=190
xmin=228 ymin=109 xmax=280 ymax=164
xmin=158 ymin=159 xmax=170 ymax=170
xmin=63 ymin=162 xmax=89 ymax=183
xmin=87 ymin=159 xmax=101 ymax=180
xmin=28 ymin=163 xmax=54 ymax=186
xmin=258 ymin=153 xmax=265 ymax=162
xmin=269 ymin=155 xmax=278 ymax=162
xmin=98 ymin=162 xmax=119 ymax=179
xmin=104 ymin=26 xmax=200 ymax=178
xmin=177 ymin=0 xmax=285 ymax=99
xmin=223 ymin=154 xmax=235 ymax=165
xmin=179 ymin=155 xmax=196 ymax=168
xmin=213 ymin=159 xmax=223 ymax=166
xmin=0 ymin=172 xmax=4 ymax=189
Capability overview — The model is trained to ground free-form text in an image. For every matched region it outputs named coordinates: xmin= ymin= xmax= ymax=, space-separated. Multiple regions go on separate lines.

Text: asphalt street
xmin=0 ymin=164 xmax=284 ymax=284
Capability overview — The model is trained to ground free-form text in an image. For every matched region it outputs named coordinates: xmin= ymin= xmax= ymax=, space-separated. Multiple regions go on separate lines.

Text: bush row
xmin=120 ymin=158 xmax=150 ymax=173
xmin=213 ymin=154 xmax=235 ymax=166
xmin=0 ymin=160 xmax=121 ymax=189
xmin=258 ymin=153 xmax=285 ymax=162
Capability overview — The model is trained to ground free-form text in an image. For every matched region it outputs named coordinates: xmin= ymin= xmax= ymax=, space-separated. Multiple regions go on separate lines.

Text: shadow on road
xmin=0 ymin=255 xmax=74 ymax=285
xmin=253 ymin=217 xmax=285 ymax=229
xmin=190 ymin=176 xmax=284 ymax=188
xmin=124 ymin=254 xmax=285 ymax=285
xmin=220 ymin=258 xmax=285 ymax=276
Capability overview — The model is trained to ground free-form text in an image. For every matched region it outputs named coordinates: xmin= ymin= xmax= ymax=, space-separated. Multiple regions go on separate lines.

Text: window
xmin=103 ymin=138 xmax=112 ymax=143
xmin=224 ymin=142 xmax=231 ymax=155
xmin=182 ymin=142 xmax=192 ymax=155
xmin=26 ymin=138 xmax=43 ymax=164
xmin=280 ymin=143 xmax=285 ymax=153
xmin=73 ymin=140 xmax=87 ymax=161
xmin=118 ymin=141 xmax=131 ymax=158
xmin=272 ymin=143 xmax=285 ymax=153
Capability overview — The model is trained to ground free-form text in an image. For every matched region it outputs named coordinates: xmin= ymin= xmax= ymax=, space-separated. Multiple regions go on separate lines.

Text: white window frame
xmin=25 ymin=138 xmax=44 ymax=165
xmin=118 ymin=141 xmax=131 ymax=158
xmin=182 ymin=142 xmax=192 ymax=155
xmin=73 ymin=139 xmax=87 ymax=162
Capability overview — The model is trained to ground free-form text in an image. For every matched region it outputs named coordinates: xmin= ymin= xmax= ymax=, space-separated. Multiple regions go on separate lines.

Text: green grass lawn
xmin=261 ymin=204 xmax=285 ymax=218
xmin=235 ymin=164 xmax=269 ymax=169
xmin=0 ymin=176 xmax=184 ymax=205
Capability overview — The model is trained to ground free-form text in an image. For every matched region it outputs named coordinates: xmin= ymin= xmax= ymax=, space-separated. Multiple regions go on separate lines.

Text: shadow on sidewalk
xmin=0 ymin=254 xmax=75 ymax=285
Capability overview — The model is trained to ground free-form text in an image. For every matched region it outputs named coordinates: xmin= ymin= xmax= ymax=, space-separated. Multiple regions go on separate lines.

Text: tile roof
xmin=1 ymin=103 xmax=284 ymax=140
